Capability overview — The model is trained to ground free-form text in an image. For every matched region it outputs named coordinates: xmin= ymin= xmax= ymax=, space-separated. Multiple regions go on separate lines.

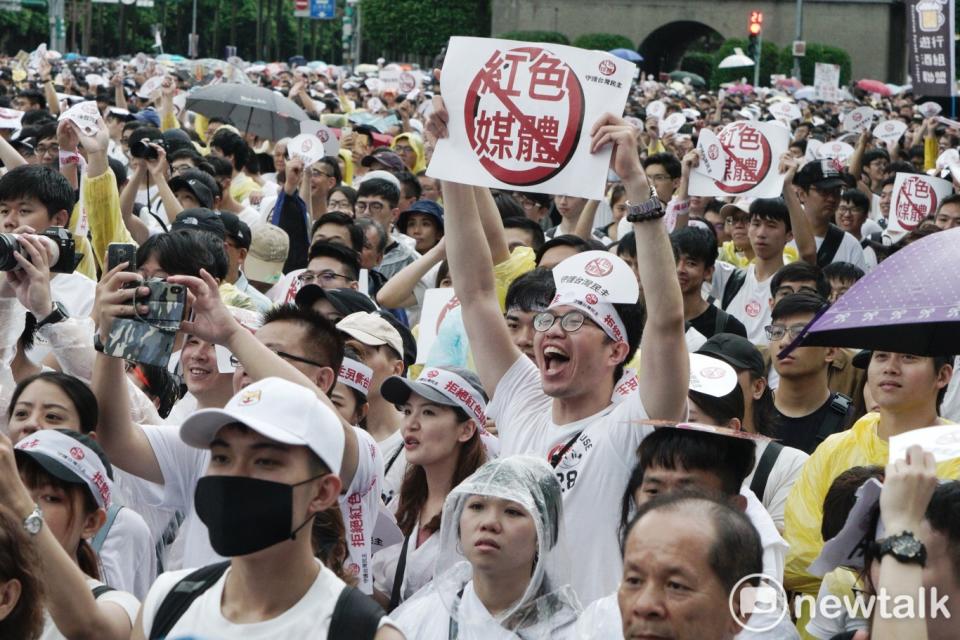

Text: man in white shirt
xmin=436 ymin=109 xmax=688 ymax=604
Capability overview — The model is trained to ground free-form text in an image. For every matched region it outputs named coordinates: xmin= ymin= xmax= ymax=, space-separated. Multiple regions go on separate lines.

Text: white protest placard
xmin=816 ymin=140 xmax=855 ymax=165
xmin=694 ymin=128 xmax=726 ymax=181
xmin=873 ymin=120 xmax=907 ymax=145
xmin=0 ymin=107 xmax=24 ymax=130
xmin=688 ymin=121 xmax=790 ymax=198
xmin=887 ymin=172 xmax=954 ymax=241
xmin=58 ymin=100 xmax=101 ymax=136
xmin=366 ymin=97 xmax=385 ymax=113
xmin=842 ymin=106 xmax=874 ymax=133
xmin=889 ymin=425 xmax=960 ymax=463
xmin=378 ymin=67 xmax=399 ymax=93
xmin=814 ymin=62 xmax=841 ymax=102
xmin=935 ymin=147 xmax=959 ymax=172
xmin=287 ymin=133 xmax=326 ymax=166
xmin=809 ymin=478 xmax=882 ymax=577
xmin=85 ymin=73 xmax=108 ymax=88
xmin=918 ymin=101 xmax=943 ymax=118
xmin=768 ymin=100 xmax=801 ymax=122
xmin=300 ymin=120 xmax=340 ymax=157
xmin=415 ymin=288 xmax=460 ymax=364
xmin=427 ymin=36 xmax=635 ymax=199
xmin=137 ymin=74 xmax=165 ymax=99
xmin=803 ymin=138 xmax=823 ymax=163
xmin=646 ymin=99 xmax=666 ymax=121
xmin=398 ymin=70 xmax=420 ymax=94
xmin=660 ymin=112 xmax=685 ymax=137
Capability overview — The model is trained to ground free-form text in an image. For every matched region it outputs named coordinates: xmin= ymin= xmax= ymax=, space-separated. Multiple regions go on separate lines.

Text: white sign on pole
xmin=689 ymin=121 xmax=790 ymax=198
xmin=426 ymin=36 xmax=635 ymax=199
xmin=814 ymin=63 xmax=841 ymax=102
xmin=887 ymin=172 xmax=954 ymax=241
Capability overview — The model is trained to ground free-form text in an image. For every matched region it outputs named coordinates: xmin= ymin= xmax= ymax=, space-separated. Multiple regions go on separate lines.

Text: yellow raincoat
xmin=391 ymin=132 xmax=426 ymax=174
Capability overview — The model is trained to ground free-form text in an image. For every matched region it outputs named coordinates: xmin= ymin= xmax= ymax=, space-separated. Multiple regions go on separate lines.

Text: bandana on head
xmin=548 ymin=289 xmax=628 ymax=345
xmin=417 ymin=367 xmax=487 ymax=427
xmin=338 ymin=358 xmax=373 ymax=396
xmin=15 ymin=430 xmax=113 ymax=509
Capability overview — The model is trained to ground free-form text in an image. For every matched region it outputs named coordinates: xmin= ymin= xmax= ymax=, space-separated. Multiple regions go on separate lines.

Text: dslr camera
xmin=0 ymin=227 xmax=77 ymax=273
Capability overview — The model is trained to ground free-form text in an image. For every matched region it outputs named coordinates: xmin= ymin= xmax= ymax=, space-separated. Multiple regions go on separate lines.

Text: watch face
xmin=893 ymin=536 xmax=922 ymax=556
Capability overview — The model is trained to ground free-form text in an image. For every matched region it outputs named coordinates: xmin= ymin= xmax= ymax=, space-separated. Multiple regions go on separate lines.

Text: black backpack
xmin=148 ymin=561 xmax=385 ymax=640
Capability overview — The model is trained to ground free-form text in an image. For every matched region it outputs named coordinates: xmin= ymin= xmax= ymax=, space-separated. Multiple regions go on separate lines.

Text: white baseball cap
xmin=15 ymin=429 xmax=114 ymax=509
xmin=180 ymin=377 xmax=345 ymax=475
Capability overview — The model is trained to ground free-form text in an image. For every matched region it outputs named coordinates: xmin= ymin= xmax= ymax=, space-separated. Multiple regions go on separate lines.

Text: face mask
xmin=194 ymin=474 xmax=322 ymax=557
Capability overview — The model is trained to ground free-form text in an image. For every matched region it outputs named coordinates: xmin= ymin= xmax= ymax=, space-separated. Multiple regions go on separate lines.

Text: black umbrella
xmin=185 ymin=83 xmax=308 ymax=141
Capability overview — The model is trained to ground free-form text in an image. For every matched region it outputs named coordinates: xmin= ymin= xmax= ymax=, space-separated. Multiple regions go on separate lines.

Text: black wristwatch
xmin=877 ymin=531 xmax=927 ymax=567
xmin=625 ymin=196 xmax=666 ymax=223
xmin=36 ymin=301 xmax=68 ymax=330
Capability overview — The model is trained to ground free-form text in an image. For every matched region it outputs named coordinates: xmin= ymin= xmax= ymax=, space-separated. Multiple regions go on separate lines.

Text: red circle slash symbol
xmin=585 ymin=257 xmax=613 ymax=277
xmin=465 ymin=47 xmax=584 ymax=186
xmin=895 ymin=176 xmax=938 ymax=231
xmin=714 ymin=122 xmax=772 ymax=194
xmin=599 ymin=59 xmax=616 ymax=76
xmin=70 ymin=447 xmax=85 ymax=460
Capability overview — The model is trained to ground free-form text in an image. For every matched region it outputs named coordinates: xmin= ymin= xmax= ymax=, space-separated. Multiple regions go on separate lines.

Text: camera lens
xmin=0 ymin=234 xmax=24 ymax=271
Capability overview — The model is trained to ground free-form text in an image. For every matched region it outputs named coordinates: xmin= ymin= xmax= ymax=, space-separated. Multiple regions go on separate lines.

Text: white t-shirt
xmin=372 ymin=519 xmax=440 ymax=605
xmin=40 ymin=577 xmax=140 ymax=640
xmin=712 ymin=263 xmax=773 ymax=346
xmin=395 ymin=580 xmax=577 ymax=640
xmin=742 ymin=440 xmax=809 ymax=532
xmin=487 ymin=355 xmax=652 ymax=605
xmin=378 ymin=429 xmax=406 ymax=507
xmin=341 ymin=427 xmax=384 ymax=594
xmin=787 ymin=230 xmax=867 ymax=270
xmin=140 ymin=560 xmax=399 ymax=638
xmin=99 ymin=504 xmax=158 ymax=600
xmin=743 ymin=488 xmax=789 ymax=584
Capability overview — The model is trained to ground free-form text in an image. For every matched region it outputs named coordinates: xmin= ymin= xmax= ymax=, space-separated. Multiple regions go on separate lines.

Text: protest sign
xmin=416 ymin=288 xmax=460 ymax=364
xmin=887 ymin=172 xmax=954 ymax=240
xmin=889 ymin=425 xmax=960 ymax=463
xmin=809 ymin=479 xmax=883 ymax=577
xmin=842 ymin=106 xmax=874 ymax=133
xmin=287 ymin=133 xmax=326 ymax=166
xmin=378 ymin=67 xmax=399 ymax=93
xmin=300 ymin=120 xmax=340 ymax=156
xmin=660 ymin=112 xmax=685 ymax=136
xmin=814 ymin=63 xmax=841 ymax=102
xmin=688 ymin=121 xmax=789 ymax=198
xmin=694 ymin=129 xmax=726 ymax=181
xmin=0 ymin=107 xmax=23 ymax=130
xmin=137 ymin=74 xmax=165 ymax=99
xmin=84 ymin=73 xmax=107 ymax=88
xmin=918 ymin=100 xmax=943 ymax=117
xmin=427 ymin=36 xmax=634 ymax=199
xmin=646 ymin=99 xmax=666 ymax=121
xmin=872 ymin=120 xmax=908 ymax=145
xmin=816 ymin=140 xmax=855 ymax=165
xmin=803 ymin=138 xmax=823 ymax=163
xmin=688 ymin=353 xmax=737 ymax=397
xmin=59 ymin=100 xmax=101 ymax=136
xmin=768 ymin=100 xmax=801 ymax=122
xmin=398 ymin=70 xmax=420 ymax=94
xmin=907 ymin=0 xmax=956 ymax=97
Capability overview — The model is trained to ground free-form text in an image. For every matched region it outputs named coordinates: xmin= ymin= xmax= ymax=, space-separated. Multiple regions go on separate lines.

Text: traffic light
xmin=748 ymin=11 xmax=763 ymax=61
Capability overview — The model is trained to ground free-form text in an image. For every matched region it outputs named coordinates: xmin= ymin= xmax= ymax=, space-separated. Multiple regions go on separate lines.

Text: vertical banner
xmin=907 ymin=0 xmax=956 ymax=96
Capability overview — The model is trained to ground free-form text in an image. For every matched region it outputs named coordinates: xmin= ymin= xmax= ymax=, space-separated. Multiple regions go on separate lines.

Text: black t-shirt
xmin=773 ymin=393 xmax=853 ymax=454
xmin=689 ymin=304 xmax=748 ymax=339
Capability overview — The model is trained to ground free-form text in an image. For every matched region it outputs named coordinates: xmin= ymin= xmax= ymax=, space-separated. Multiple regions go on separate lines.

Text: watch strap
xmin=36 ymin=301 xmax=68 ymax=329
xmin=625 ymin=196 xmax=666 ymax=223
xmin=23 ymin=505 xmax=43 ymax=536
xmin=878 ymin=531 xmax=927 ymax=566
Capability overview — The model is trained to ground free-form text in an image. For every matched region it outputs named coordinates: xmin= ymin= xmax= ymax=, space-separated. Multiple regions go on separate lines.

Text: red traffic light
xmin=749 ymin=22 xmax=762 ymax=35
xmin=749 ymin=10 xmax=763 ymax=34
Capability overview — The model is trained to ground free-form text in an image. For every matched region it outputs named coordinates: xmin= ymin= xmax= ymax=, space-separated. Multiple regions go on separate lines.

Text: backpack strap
xmin=148 ymin=561 xmax=231 ymax=640
xmin=91 ymin=504 xmax=124 ymax=554
xmin=817 ymin=224 xmax=846 ymax=267
xmin=721 ymin=268 xmax=748 ymax=310
xmin=749 ymin=441 xmax=784 ymax=502
xmin=713 ymin=306 xmax=735 ymax=337
xmin=814 ymin=393 xmax=853 ymax=444
xmin=329 ymin=586 xmax=386 ymax=640
xmin=91 ymin=584 xmax=116 ymax=599
xmin=387 ymin=534 xmax=411 ymax=611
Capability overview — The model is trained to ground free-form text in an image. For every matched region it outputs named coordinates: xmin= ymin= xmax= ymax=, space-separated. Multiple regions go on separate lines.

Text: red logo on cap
xmin=585 ymin=257 xmax=613 ymax=277
xmin=301 ymin=139 xmax=313 ymax=151
xmin=69 ymin=447 xmax=85 ymax=460
xmin=585 ymin=293 xmax=599 ymax=305
xmin=599 ymin=59 xmax=616 ymax=76
xmin=426 ymin=369 xmax=439 ymax=378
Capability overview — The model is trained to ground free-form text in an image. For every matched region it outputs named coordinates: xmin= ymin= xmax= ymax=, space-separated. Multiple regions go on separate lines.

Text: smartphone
xmin=107 ymin=242 xmax=137 ymax=272
xmin=104 ymin=280 xmax=186 ymax=368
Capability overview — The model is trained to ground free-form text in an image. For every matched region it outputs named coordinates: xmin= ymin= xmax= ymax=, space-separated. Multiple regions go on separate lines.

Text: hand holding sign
xmin=688 ymin=121 xmax=789 ymax=198
xmin=872 ymin=120 xmax=907 ymax=145
xmin=881 ymin=445 xmax=938 ymax=536
xmin=300 ymin=121 xmax=340 ymax=157
xmin=287 ymin=134 xmax=326 ymax=166
xmin=889 ymin=425 xmax=960 ymax=464
xmin=659 ymin=112 xmax=686 ymax=137
xmin=59 ymin=101 xmax=101 ymax=137
xmin=694 ymin=129 xmax=726 ymax=181
xmin=842 ymin=107 xmax=875 ymax=133
xmin=646 ymin=100 xmax=666 ymax=121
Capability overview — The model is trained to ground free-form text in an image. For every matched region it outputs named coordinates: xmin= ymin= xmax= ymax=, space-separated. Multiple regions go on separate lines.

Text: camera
xmin=129 ymin=126 xmax=165 ymax=160
xmin=0 ymin=227 xmax=76 ymax=274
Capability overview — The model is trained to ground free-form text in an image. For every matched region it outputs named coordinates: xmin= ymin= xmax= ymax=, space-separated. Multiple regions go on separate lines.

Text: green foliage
xmin=571 ymin=33 xmax=634 ymax=52
xmin=711 ymin=38 xmax=780 ymax=88
xmin=361 ymin=0 xmax=491 ymax=60
xmin=497 ymin=30 xmax=569 ymax=45
xmin=680 ymin=51 xmax=713 ymax=86
xmin=777 ymin=43 xmax=852 ymax=85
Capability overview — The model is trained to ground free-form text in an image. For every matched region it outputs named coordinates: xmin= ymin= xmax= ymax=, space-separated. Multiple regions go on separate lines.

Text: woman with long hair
xmin=394 ymin=455 xmax=580 ymax=639
xmin=0 ymin=429 xmax=140 ymax=639
xmin=372 ymin=365 xmax=489 ymax=609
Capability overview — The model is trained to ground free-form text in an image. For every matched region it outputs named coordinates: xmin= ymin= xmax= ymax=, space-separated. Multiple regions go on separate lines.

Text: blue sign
xmin=311 ymin=0 xmax=334 ymax=19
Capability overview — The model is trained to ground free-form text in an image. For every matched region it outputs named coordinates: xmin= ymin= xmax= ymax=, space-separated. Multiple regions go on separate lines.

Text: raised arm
xmin=780 ymin=153 xmax=817 ymax=265
xmin=375 ymin=238 xmax=446 ymax=309
xmin=145 ymin=144 xmax=182 ymax=222
xmin=592 ymin=114 xmax=688 ymax=421
xmin=472 ymin=186 xmax=511 ymax=265
xmin=119 ymin=160 xmax=151 ymax=244
xmin=848 ymin=129 xmax=871 ymax=193
xmin=571 ymin=199 xmax=600 ymax=241
xmin=0 ymin=132 xmax=27 ymax=170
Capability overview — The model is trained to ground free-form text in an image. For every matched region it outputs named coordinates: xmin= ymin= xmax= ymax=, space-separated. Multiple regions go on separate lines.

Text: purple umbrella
xmin=783 ymin=227 xmax=960 ymax=357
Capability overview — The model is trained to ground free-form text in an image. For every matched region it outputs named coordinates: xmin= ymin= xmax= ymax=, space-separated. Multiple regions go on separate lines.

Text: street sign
xmin=0 ymin=0 xmax=22 ymax=12
xmin=296 ymin=0 xmax=334 ymax=19
xmin=792 ymin=40 xmax=806 ymax=57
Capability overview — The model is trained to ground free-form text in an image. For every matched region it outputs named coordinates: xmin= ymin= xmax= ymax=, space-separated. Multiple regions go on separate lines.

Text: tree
xmin=777 ymin=43 xmax=852 ymax=86
xmin=497 ymin=30 xmax=569 ymax=45
xmin=360 ymin=0 xmax=491 ymax=62
xmin=572 ymin=33 xmax=634 ymax=52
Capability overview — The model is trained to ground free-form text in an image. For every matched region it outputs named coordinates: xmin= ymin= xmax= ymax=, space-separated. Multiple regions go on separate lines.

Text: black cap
xmin=219 ymin=211 xmax=250 ymax=250
xmin=295 ymin=285 xmax=378 ymax=317
xmin=793 ymin=159 xmax=847 ymax=190
xmin=376 ymin=310 xmax=417 ymax=369
xmin=168 ymin=169 xmax=217 ymax=209
xmin=171 ymin=208 xmax=226 ymax=239
xmin=696 ymin=333 xmax=765 ymax=378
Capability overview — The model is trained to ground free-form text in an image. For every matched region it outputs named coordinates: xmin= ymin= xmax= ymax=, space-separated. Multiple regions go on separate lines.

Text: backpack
xmin=720 ymin=269 xmax=748 ymax=311
xmin=816 ymin=224 xmax=846 ymax=267
xmin=148 ymin=561 xmax=385 ymax=640
xmin=90 ymin=504 xmax=123 ymax=554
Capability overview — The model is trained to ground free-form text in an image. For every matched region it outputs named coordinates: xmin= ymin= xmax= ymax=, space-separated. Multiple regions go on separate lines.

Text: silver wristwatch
xmin=23 ymin=505 xmax=43 ymax=536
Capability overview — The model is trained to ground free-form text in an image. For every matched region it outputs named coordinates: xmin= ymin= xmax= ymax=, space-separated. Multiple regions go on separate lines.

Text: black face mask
xmin=194 ymin=474 xmax=323 ymax=557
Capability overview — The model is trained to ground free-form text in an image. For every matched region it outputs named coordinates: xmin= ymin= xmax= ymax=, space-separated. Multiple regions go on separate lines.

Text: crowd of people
xmin=0 ymin=42 xmax=958 ymax=640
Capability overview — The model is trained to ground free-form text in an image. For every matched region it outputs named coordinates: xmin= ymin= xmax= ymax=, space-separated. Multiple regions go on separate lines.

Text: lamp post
xmin=793 ymin=0 xmax=804 ymax=80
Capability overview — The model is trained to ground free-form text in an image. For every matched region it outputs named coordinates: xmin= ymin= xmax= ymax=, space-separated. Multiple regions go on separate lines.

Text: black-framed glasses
xmin=773 ymin=285 xmax=819 ymax=299
xmin=310 ymin=169 xmax=334 ymax=178
xmin=230 ymin=349 xmax=327 ymax=369
xmin=533 ymin=310 xmax=590 ymax=333
xmin=297 ymin=270 xmax=352 ymax=285
xmin=355 ymin=201 xmax=385 ymax=214
xmin=764 ymin=323 xmax=807 ymax=342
